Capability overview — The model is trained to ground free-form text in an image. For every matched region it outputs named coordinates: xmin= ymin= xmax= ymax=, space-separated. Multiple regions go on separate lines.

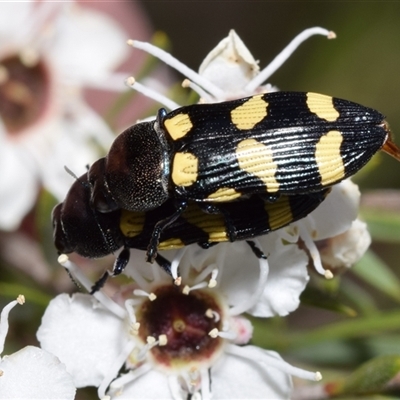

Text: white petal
xmin=50 ymin=5 xmax=128 ymax=82
xmin=0 ymin=346 xmax=76 ymax=399
xmin=37 ymin=293 xmax=129 ymax=388
xmin=211 ymin=350 xmax=292 ymax=399
xmin=108 ymin=369 xmax=172 ymax=399
xmin=0 ymin=142 xmax=38 ymax=230
xmin=304 ymin=180 xmax=360 ymax=240
xmin=0 ymin=2 xmax=32 ymax=39
xmin=186 ymin=242 xmax=262 ymax=304
xmin=318 ymin=218 xmax=371 ymax=269
xmin=199 ymin=30 xmax=259 ymax=99
xmin=249 ymin=234 xmax=309 ymax=317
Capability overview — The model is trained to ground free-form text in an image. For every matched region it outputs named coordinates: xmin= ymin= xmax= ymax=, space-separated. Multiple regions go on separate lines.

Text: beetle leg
xmin=246 ymin=240 xmax=268 ymax=260
xmin=89 ymin=247 xmax=131 ymax=294
xmin=198 ymin=202 xmax=238 ymax=242
xmin=146 ymin=201 xmax=188 ymax=263
xmin=154 ymin=253 xmax=173 ymax=276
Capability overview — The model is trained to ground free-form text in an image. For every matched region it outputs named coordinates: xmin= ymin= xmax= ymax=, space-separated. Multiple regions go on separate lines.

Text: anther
xmin=208 ymin=328 xmax=219 ymax=338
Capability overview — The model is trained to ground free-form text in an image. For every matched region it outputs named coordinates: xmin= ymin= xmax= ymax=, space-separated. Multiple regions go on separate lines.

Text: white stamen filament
xmin=78 ymin=72 xmax=128 ymax=92
xmin=183 ymin=281 xmax=208 ymax=294
xmin=137 ymin=335 xmax=165 ymax=360
xmin=298 ymin=226 xmax=328 ymax=277
xmin=58 ymin=255 xmax=126 ymax=319
xmin=0 ymin=296 xmax=24 ymax=355
xmin=124 ymin=299 xmax=137 ymax=325
xmin=133 ymin=289 xmax=157 ymax=301
xmin=97 ymin=339 xmax=137 ymax=399
xmin=193 ymin=263 xmax=218 ymax=285
xmin=226 ymin=343 xmax=322 ymax=381
xmin=170 ymin=248 xmax=186 ymax=281
xmin=182 ymin=79 xmax=214 ymax=103
xmin=128 ymin=40 xmax=225 ymax=99
xmin=246 ymin=27 xmax=335 ymax=92
xmin=229 ymin=240 xmax=270 ymax=316
xmin=125 ymin=76 xmax=180 ymax=110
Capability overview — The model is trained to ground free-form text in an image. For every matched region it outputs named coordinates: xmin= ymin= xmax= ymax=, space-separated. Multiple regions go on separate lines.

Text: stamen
xmin=170 ymin=248 xmax=186 ymax=282
xmin=245 ymin=27 xmax=335 ymax=92
xmin=205 ymin=309 xmax=220 ymax=322
xmin=298 ymin=226 xmax=329 ymax=277
xmin=128 ymin=39 xmax=226 ymax=99
xmin=208 ymin=268 xmax=219 ymax=288
xmin=229 ymin=239 xmax=270 ymax=316
xmin=183 ymin=281 xmax=208 ymax=295
xmin=58 ymin=255 xmax=126 ymax=319
xmin=125 ymin=76 xmax=180 ymax=110
xmin=182 ymin=79 xmax=214 ymax=103
xmin=97 ymin=339 xmax=137 ymax=399
xmin=226 ymin=343 xmax=322 ymax=381
xmin=133 ymin=289 xmax=157 ymax=301
xmin=19 ymin=48 xmax=40 ymax=67
xmin=0 ymin=296 xmax=24 ymax=355
xmin=208 ymin=328 xmax=219 ymax=338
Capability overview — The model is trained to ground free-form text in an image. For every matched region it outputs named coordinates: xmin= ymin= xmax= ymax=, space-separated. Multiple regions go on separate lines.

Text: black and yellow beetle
xmin=87 ymin=91 xmax=400 ymax=261
xmin=53 ymin=173 xmax=329 ymax=291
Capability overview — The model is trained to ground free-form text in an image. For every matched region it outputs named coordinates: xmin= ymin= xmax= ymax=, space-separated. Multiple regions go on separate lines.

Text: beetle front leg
xmin=146 ymin=201 xmax=188 ymax=263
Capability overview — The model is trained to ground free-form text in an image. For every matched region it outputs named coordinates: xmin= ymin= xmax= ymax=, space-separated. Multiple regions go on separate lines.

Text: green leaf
xmin=352 ymin=250 xmax=400 ymax=303
xmin=300 ymin=285 xmax=357 ymax=317
xmin=361 ymin=208 xmax=400 ymax=244
xmin=331 ymin=355 xmax=400 ymax=396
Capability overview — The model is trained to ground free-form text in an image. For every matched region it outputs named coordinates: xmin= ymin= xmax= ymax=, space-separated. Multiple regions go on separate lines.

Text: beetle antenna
xmin=64 ymin=165 xmax=79 ymax=180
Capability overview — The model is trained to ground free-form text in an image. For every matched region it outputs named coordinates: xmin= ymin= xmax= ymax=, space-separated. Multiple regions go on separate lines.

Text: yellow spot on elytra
xmin=172 ymin=152 xmax=198 ymax=187
xmin=306 ymin=92 xmax=339 ymax=122
xmin=183 ymin=203 xmax=228 ymax=241
xmin=164 ymin=113 xmax=193 ymax=140
xmin=315 ymin=130 xmax=345 ymax=186
xmin=236 ymin=138 xmax=279 ymax=193
xmin=230 ymin=95 xmax=268 ymax=130
xmin=264 ymin=196 xmax=293 ymax=231
xmin=120 ymin=209 xmax=146 ymax=237
xmin=158 ymin=237 xmax=185 ymax=250
xmin=206 ymin=188 xmax=241 ymax=202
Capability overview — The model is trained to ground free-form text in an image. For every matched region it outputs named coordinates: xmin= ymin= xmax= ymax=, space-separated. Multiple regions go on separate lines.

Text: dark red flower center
xmin=0 ymin=54 xmax=50 ymax=135
xmin=138 ymin=285 xmax=224 ymax=368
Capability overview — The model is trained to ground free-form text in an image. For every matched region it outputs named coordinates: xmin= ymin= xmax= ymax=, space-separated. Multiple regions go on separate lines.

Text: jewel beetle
xmin=87 ymin=91 xmax=400 ymax=261
xmin=53 ymin=173 xmax=329 ymax=291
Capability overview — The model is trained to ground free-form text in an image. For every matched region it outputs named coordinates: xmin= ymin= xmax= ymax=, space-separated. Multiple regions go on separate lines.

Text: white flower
xmin=37 ymin=240 xmax=321 ymax=400
xmin=0 ymin=295 xmax=76 ymax=399
xmin=126 ymin=27 xmax=336 ymax=106
xmin=286 ymin=179 xmax=365 ymax=278
xmin=0 ymin=1 xmax=128 ymax=230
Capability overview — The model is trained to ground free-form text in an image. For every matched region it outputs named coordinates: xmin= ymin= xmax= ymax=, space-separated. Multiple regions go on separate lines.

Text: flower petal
xmin=0 ymin=142 xmax=38 ymax=230
xmin=0 ymin=345 xmax=76 ymax=399
xmin=107 ymin=369 xmax=173 ymax=399
xmin=304 ymin=180 xmax=360 ymax=240
xmin=37 ymin=293 xmax=129 ymax=388
xmin=249 ymin=233 xmax=309 ymax=317
xmin=50 ymin=4 xmax=128 ymax=82
xmin=198 ymin=30 xmax=260 ymax=99
xmin=211 ymin=349 xmax=292 ymax=399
